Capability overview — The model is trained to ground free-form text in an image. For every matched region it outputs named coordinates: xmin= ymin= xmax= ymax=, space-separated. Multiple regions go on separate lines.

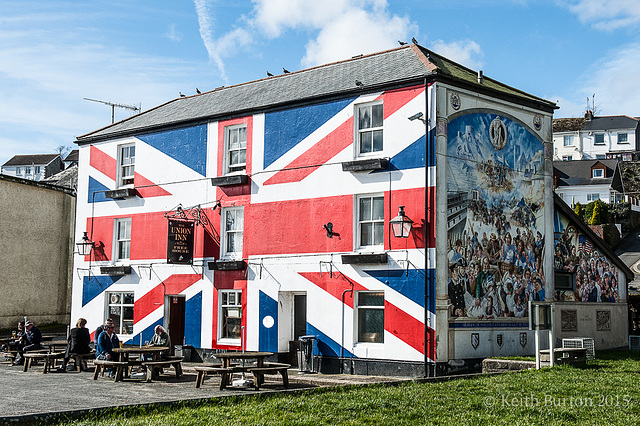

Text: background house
xmin=0 ymin=174 xmax=75 ymax=329
xmin=1 ymin=154 xmax=64 ymax=182
xmin=554 ymin=159 xmax=625 ymax=207
xmin=553 ymin=112 xmax=640 ymax=161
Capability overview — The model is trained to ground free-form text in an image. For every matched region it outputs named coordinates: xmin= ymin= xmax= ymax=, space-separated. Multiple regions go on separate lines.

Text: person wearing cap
xmin=16 ymin=320 xmax=42 ymax=365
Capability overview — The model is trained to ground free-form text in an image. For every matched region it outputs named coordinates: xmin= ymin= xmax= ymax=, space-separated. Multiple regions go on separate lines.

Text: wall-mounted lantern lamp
xmin=390 ymin=206 xmax=414 ymax=238
xmin=76 ymin=231 xmax=95 ymax=256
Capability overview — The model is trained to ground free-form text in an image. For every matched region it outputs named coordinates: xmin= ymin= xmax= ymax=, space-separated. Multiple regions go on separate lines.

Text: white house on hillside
xmin=553 ymin=159 xmax=624 ymax=207
xmin=553 ymin=111 xmax=640 ymax=162
xmin=1 ymin=154 xmax=64 ymax=182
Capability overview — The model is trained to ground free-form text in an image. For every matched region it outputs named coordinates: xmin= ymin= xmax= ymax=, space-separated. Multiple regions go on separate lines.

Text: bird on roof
xmin=267 ymin=71 xmax=273 ymax=77
xmin=412 ymin=37 xmax=418 ymax=44
xmin=282 ymin=67 xmax=290 ymax=74
xmin=196 ymin=88 xmax=201 ymax=94
xmin=398 ymin=40 xmax=407 ymax=46
xmin=355 ymin=80 xmax=363 ymax=87
xmin=179 ymin=92 xmax=186 ymax=97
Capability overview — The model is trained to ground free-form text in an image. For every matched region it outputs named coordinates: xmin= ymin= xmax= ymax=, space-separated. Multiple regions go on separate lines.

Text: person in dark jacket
xmin=16 ymin=320 xmax=42 ymax=365
xmin=58 ymin=318 xmax=92 ymax=372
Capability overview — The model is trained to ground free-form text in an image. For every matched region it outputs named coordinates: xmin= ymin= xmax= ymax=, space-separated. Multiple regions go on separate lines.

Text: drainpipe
xmin=341 ymin=287 xmax=353 ymax=374
xmin=423 ymin=76 xmax=434 ymax=378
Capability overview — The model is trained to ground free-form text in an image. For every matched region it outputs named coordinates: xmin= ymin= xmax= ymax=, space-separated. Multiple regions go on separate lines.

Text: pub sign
xmin=167 ymin=219 xmax=194 ymax=264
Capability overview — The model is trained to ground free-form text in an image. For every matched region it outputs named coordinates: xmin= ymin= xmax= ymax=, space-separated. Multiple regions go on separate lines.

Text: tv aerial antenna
xmin=83 ymin=98 xmax=141 ymax=124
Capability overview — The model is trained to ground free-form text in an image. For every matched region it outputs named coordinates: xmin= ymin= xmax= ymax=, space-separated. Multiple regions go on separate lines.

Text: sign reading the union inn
xmin=167 ymin=219 xmax=194 ymax=264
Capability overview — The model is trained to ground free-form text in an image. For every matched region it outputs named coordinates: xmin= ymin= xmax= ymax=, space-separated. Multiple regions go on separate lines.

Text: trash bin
xmin=174 ymin=344 xmax=192 ymax=361
xmin=297 ymin=335 xmax=316 ymax=373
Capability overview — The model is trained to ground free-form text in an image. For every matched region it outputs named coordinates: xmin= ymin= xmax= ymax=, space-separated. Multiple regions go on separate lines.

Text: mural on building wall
xmin=446 ymin=113 xmax=545 ymax=319
xmin=554 ymin=211 xmax=620 ymax=302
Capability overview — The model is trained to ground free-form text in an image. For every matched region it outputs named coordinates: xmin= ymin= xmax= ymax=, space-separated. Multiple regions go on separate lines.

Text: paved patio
xmin=0 ymin=358 xmax=408 ymax=423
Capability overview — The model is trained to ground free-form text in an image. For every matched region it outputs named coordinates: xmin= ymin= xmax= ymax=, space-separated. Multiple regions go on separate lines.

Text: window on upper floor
xmin=618 ymin=133 xmax=628 ymax=144
xmin=224 ymin=124 xmax=247 ymax=174
xmin=594 ymin=134 xmax=605 ymax=145
xmin=562 ymin=155 xmax=573 ymax=161
xmin=356 ymin=102 xmax=383 ymax=156
xmin=25 ymin=166 xmax=31 ymax=175
xmin=221 ymin=207 xmax=244 ymax=259
xmin=563 ymin=135 xmax=574 ymax=146
xmin=107 ymin=292 xmax=134 ymax=335
xmin=117 ymin=144 xmax=135 ymax=187
xmin=357 ymin=194 xmax=384 ymax=249
xmin=114 ymin=218 xmax=131 ymax=262
xmin=15 ymin=167 xmax=21 ymax=175
xmin=587 ymin=193 xmax=600 ymax=202
xmin=355 ymin=291 xmax=384 ymax=344
xmin=218 ymin=289 xmax=242 ymax=343
xmin=592 ymin=169 xmax=604 ymax=178
xmin=34 ymin=166 xmax=40 ymax=174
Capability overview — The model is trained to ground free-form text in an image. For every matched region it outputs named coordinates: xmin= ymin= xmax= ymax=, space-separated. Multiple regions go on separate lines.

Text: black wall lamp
xmin=76 ymin=231 xmax=95 ymax=255
xmin=324 ymin=222 xmax=338 ymax=238
xmin=390 ymin=206 xmax=414 ymax=238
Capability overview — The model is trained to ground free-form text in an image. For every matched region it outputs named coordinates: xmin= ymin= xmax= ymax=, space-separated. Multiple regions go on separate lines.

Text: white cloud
xmin=563 ymin=0 xmax=640 ymax=30
xmin=429 ymin=40 xmax=484 ymax=70
xmin=578 ymin=42 xmax=640 ymax=115
xmin=166 ymin=24 xmax=183 ymax=42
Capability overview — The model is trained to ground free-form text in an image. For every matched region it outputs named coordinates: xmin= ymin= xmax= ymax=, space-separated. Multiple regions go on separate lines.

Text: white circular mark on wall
xmin=262 ymin=315 xmax=275 ymax=329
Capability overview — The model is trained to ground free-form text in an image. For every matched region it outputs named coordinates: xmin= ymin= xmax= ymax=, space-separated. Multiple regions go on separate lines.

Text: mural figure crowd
xmin=446 ymin=114 xmax=546 ymax=319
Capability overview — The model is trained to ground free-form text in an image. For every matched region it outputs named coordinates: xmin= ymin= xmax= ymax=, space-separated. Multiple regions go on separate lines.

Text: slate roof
xmin=584 ymin=115 xmax=639 ymax=132
xmin=64 ymin=149 xmax=79 ymax=162
xmin=553 ymin=159 xmax=623 ymax=191
xmin=2 ymin=154 xmax=60 ymax=167
xmin=77 ymin=44 xmax=556 ymax=143
xmin=553 ymin=115 xmax=639 ymax=133
xmin=41 ymin=164 xmax=77 ymax=192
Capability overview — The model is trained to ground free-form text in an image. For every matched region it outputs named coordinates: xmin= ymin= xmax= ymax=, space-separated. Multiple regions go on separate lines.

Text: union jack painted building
xmin=72 ymin=44 xmax=567 ymax=376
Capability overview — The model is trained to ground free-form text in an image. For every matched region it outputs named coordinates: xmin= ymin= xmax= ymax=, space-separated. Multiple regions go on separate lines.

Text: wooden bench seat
xmin=194 ymin=365 xmax=248 ymax=389
xmin=22 ymin=351 xmax=65 ymax=374
xmin=93 ymin=359 xmax=129 ymax=382
xmin=2 ymin=350 xmax=17 ymax=365
xmin=141 ymin=359 xmax=183 ymax=382
xmin=69 ymin=350 xmax=96 ymax=372
xmin=247 ymin=363 xmax=291 ymax=390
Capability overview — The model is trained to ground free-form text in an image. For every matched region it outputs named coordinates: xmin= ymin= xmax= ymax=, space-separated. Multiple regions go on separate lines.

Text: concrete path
xmin=0 ymin=359 xmax=407 ymax=423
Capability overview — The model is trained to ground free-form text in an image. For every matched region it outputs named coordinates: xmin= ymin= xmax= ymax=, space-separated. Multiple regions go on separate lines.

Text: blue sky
xmin=1 ymin=0 xmax=640 ymax=166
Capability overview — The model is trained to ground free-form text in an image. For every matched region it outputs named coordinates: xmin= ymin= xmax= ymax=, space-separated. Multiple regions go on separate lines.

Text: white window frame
xmin=617 ymin=132 xmax=628 ymax=144
xmin=587 ymin=193 xmax=600 ymax=202
xmin=594 ymin=134 xmax=605 ymax=145
xmin=355 ymin=291 xmax=385 ymax=344
xmin=117 ymin=143 xmax=135 ymax=187
xmin=356 ymin=194 xmax=385 ymax=250
xmin=224 ymin=124 xmax=247 ymax=175
xmin=113 ymin=217 xmax=131 ymax=262
xmin=218 ymin=289 xmax=242 ymax=345
xmin=592 ymin=169 xmax=604 ymax=178
xmin=355 ymin=101 xmax=384 ymax=157
xmin=221 ymin=207 xmax=244 ymax=259
xmin=34 ymin=166 xmax=41 ymax=174
xmin=562 ymin=155 xmax=572 ymax=161
xmin=563 ymin=135 xmax=574 ymax=146
xmin=15 ymin=167 xmax=21 ymax=175
xmin=106 ymin=291 xmax=134 ymax=336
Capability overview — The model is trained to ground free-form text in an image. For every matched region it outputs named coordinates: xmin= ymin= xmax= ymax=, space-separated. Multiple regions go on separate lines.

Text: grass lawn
xmin=64 ymin=350 xmax=640 ymax=426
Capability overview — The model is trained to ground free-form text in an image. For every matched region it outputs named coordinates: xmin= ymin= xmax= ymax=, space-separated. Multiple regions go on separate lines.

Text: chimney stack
xmin=585 ymin=110 xmax=593 ymax=121
xmin=477 ymin=70 xmax=484 ymax=84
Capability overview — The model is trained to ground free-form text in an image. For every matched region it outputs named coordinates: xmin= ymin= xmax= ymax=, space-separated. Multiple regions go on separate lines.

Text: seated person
xmin=2 ymin=321 xmax=25 ymax=352
xmin=147 ymin=325 xmax=172 ymax=360
xmin=16 ymin=320 xmax=42 ymax=365
xmin=58 ymin=318 xmax=92 ymax=372
xmin=96 ymin=323 xmax=118 ymax=377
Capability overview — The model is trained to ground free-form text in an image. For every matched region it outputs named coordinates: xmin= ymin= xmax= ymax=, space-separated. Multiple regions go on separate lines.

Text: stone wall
xmin=0 ymin=175 xmax=75 ymax=329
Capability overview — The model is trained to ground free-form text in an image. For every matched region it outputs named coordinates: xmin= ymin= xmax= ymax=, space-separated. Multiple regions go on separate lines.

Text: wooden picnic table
xmin=44 ymin=339 xmax=68 ymax=352
xmin=212 ymin=351 xmax=273 ymax=389
xmin=112 ymin=346 xmax=169 ymax=362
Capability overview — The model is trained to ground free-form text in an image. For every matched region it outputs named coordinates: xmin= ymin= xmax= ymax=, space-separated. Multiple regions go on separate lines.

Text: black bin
xmin=297 ymin=335 xmax=316 ymax=373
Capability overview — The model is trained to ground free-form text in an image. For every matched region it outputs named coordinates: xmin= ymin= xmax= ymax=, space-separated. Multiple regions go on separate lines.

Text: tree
xmin=574 ymin=202 xmax=584 ymax=221
xmin=55 ymin=145 xmax=72 ymax=158
xmin=590 ymin=199 xmax=609 ymax=225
